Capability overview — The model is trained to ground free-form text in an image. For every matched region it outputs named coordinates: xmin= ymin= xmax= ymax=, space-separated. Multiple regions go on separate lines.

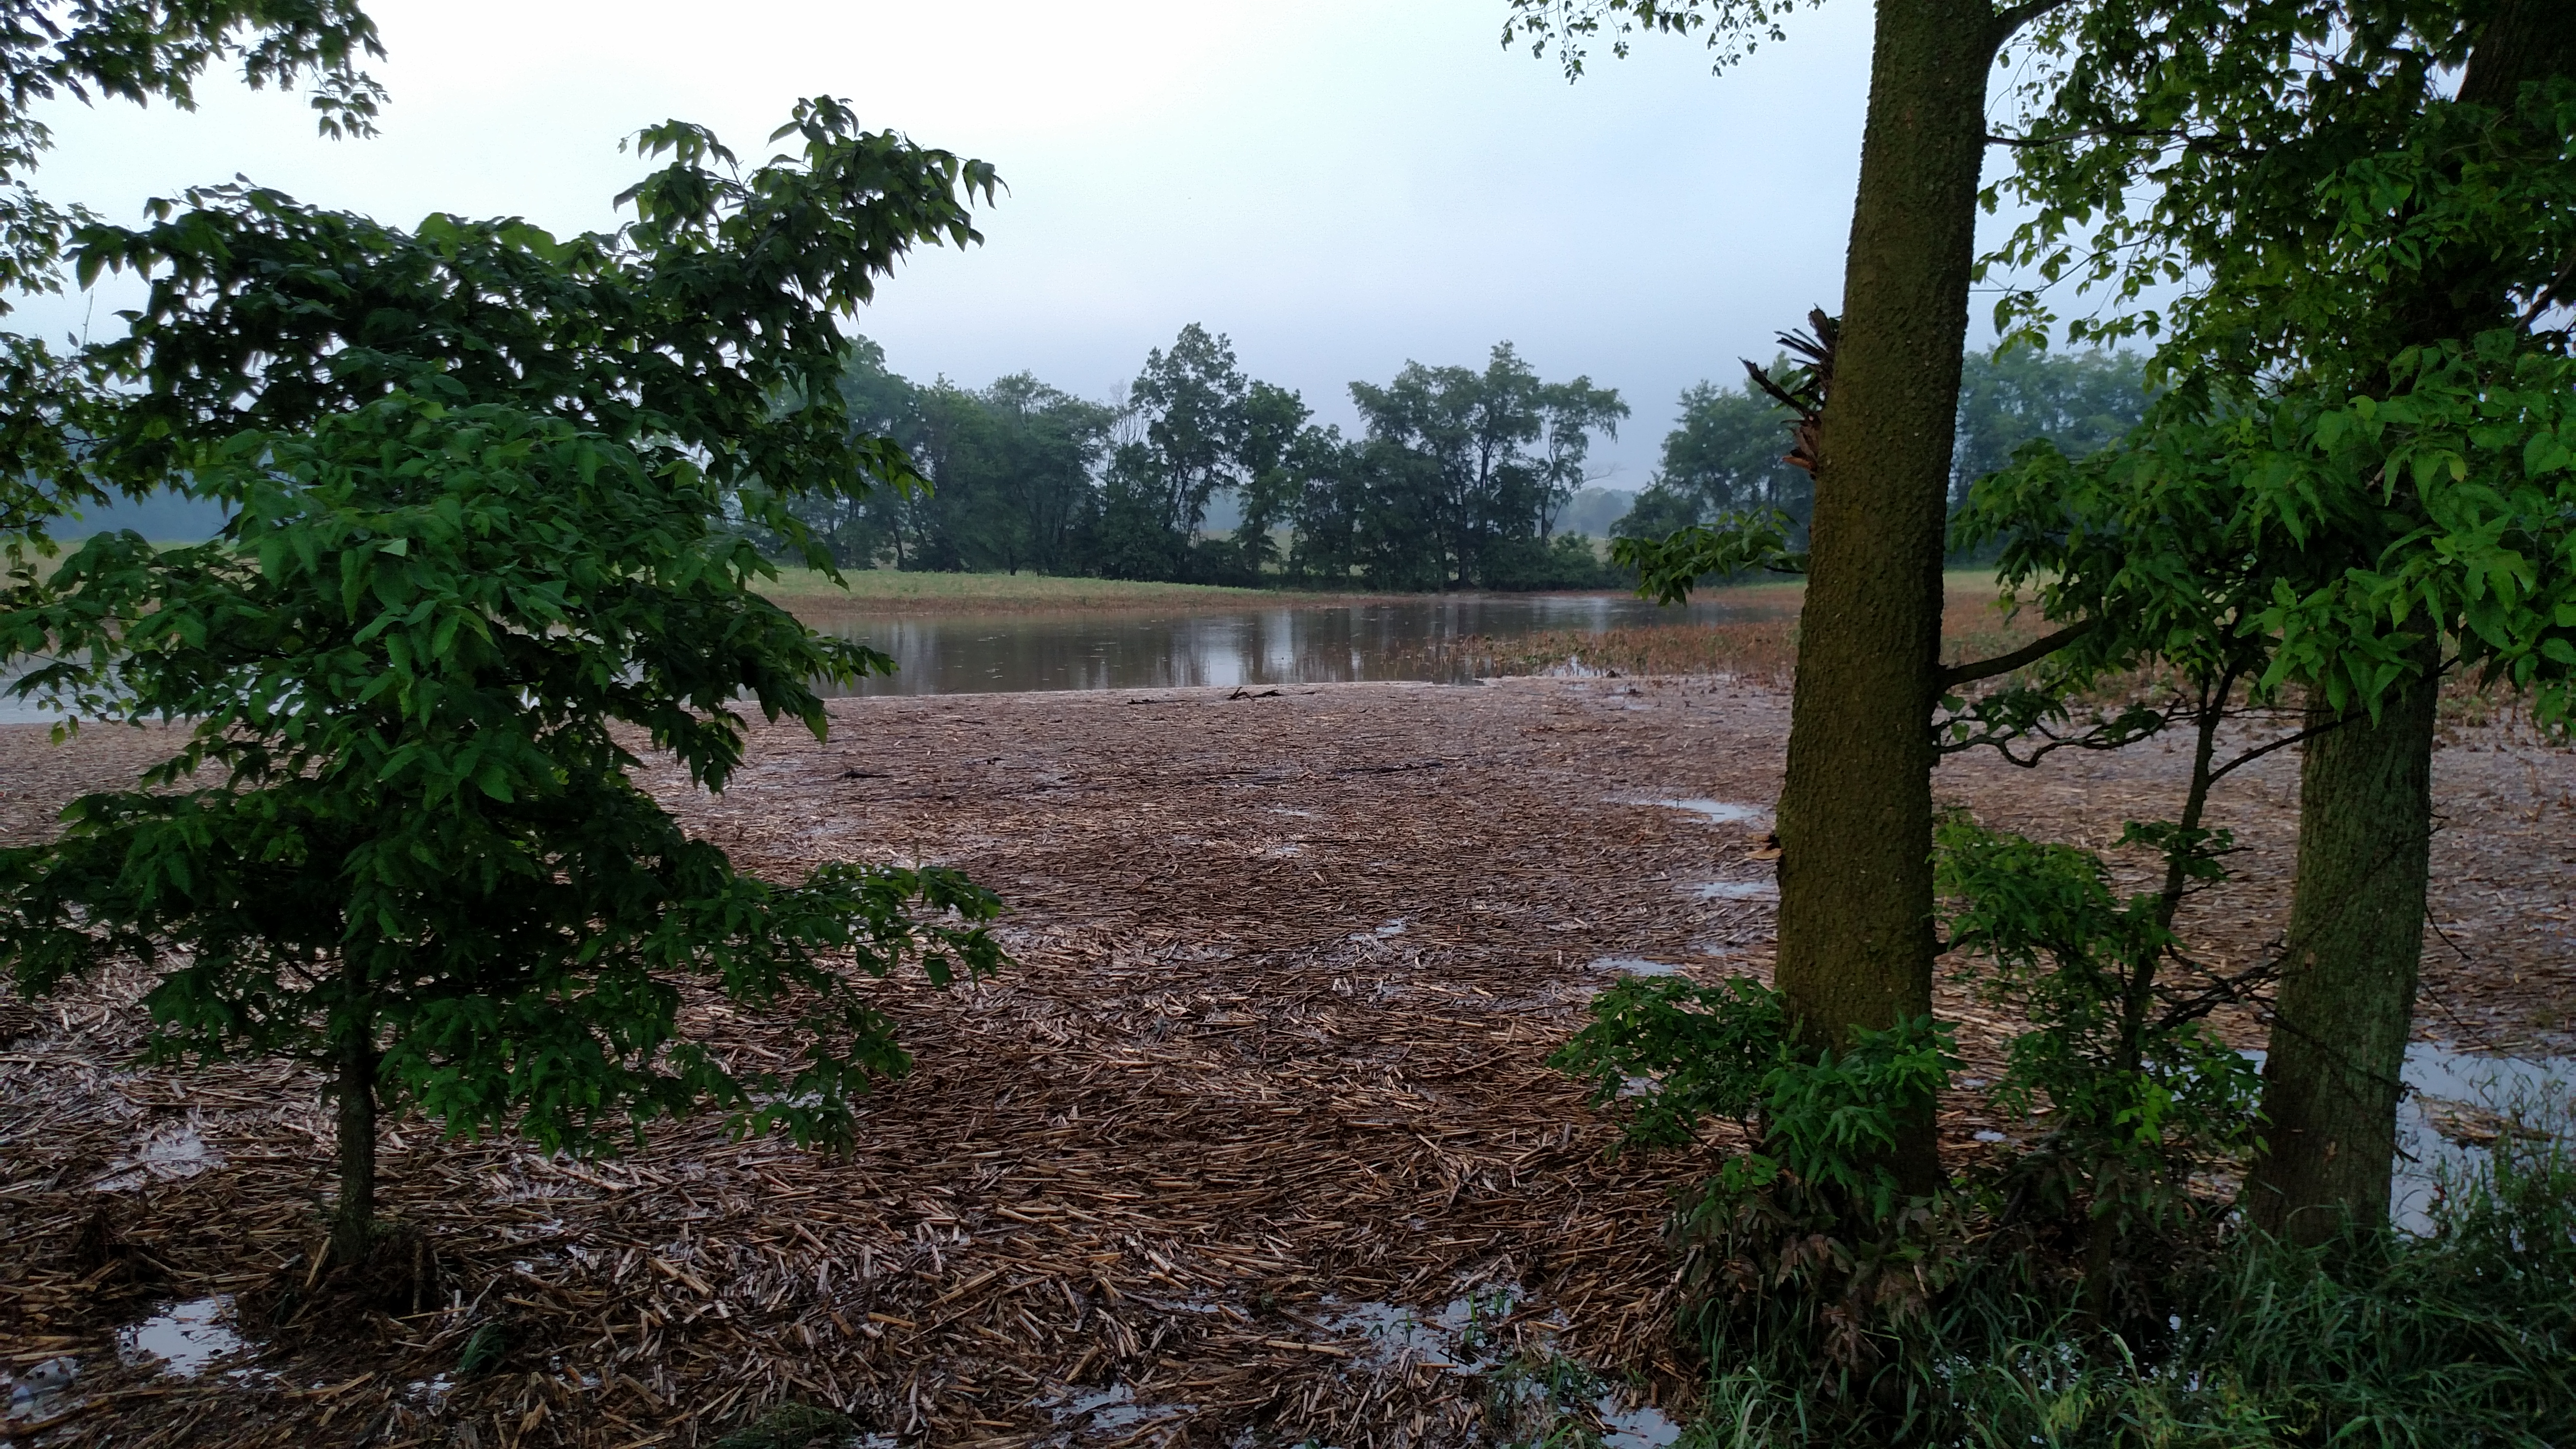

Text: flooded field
xmin=811 ymin=592 xmax=1788 ymax=697
xmin=2 ymin=676 xmax=2568 ymax=1446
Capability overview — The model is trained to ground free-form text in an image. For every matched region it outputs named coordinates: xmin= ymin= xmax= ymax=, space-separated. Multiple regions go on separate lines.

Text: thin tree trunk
xmin=331 ymin=957 xmax=380 ymax=1265
xmin=2248 ymin=0 xmax=2572 ymax=1244
xmin=1774 ymin=0 xmax=2002 ymax=1194
xmin=2248 ymin=637 xmax=2441 ymax=1242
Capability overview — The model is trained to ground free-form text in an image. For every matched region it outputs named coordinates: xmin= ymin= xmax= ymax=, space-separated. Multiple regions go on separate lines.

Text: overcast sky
xmin=17 ymin=0 xmax=2041 ymax=487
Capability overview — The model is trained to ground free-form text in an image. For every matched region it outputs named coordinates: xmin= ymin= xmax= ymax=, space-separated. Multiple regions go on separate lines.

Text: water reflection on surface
xmin=813 ymin=593 xmax=1771 ymax=698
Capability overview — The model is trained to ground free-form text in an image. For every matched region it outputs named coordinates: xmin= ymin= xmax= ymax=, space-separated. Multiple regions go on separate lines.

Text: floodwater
xmin=0 ymin=592 xmax=1775 ymax=722
xmin=811 ymin=593 xmax=1775 ymax=698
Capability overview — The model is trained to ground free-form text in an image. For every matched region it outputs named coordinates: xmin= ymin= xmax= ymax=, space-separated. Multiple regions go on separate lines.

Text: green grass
xmin=1673 ymin=1134 xmax=2576 ymax=1449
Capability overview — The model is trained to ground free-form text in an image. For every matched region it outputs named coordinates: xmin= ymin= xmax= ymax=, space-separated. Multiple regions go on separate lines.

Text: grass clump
xmin=1664 ymin=1123 xmax=2576 ymax=1449
xmin=709 ymin=1402 xmax=867 ymax=1449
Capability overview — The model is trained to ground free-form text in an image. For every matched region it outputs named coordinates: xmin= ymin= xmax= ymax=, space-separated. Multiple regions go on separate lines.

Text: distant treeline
xmin=762 ymin=325 xmax=1630 ymax=590
xmin=761 ymin=327 xmax=2151 ymax=590
xmin=63 ymin=327 xmax=2146 ymax=590
xmin=1616 ymin=346 xmax=2152 ymax=550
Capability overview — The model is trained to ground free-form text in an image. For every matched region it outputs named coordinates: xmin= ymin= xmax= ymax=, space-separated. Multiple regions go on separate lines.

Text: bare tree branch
xmin=1936 ymin=619 xmax=2094 ymax=691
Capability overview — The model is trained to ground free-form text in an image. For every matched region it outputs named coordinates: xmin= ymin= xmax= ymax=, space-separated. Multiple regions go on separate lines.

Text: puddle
xmin=93 ymin=1118 xmax=224 ymax=1192
xmin=2390 ymin=1042 xmax=2571 ymax=1233
xmin=117 ymin=1296 xmax=244 ymax=1377
xmin=5 ymin=1357 xmax=79 ymax=1420
xmin=2236 ymin=1042 xmax=2572 ymax=1234
xmin=1045 ymin=1383 xmax=1196 ymax=1433
xmin=1619 ymin=796 xmax=1770 ymax=827
xmin=1596 ymin=1396 xmax=1684 ymax=1449
xmin=1689 ymin=879 xmax=1777 ymax=902
xmin=1320 ymin=1287 xmax=1523 ymax=1372
xmin=1588 ymin=957 xmax=1689 ymax=978
xmin=1319 ymin=1299 xmax=1468 ymax=1371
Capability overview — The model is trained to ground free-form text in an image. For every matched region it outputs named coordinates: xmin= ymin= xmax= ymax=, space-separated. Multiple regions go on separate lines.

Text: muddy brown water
xmin=0 ymin=593 xmax=1775 ymax=722
xmin=810 ymin=593 xmax=1775 ymax=697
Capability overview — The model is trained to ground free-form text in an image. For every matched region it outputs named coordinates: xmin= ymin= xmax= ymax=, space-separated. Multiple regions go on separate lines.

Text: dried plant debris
xmin=1 ymin=675 xmax=2569 ymax=1446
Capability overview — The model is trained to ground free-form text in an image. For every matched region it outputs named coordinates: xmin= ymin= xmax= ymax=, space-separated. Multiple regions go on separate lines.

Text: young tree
xmin=0 ymin=101 xmax=1010 ymax=1262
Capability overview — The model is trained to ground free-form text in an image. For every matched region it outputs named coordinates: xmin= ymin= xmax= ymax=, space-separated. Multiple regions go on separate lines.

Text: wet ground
xmin=0 ymin=675 xmax=2568 ymax=1447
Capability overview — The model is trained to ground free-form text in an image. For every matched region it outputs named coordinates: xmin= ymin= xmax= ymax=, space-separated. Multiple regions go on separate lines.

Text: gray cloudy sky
xmin=19 ymin=0 xmax=2034 ymax=486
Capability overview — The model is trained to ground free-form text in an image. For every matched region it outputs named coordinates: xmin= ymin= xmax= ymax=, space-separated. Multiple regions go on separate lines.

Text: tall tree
xmin=1346 ymin=341 xmax=1627 ymax=588
xmin=1509 ymin=0 xmax=2094 ymax=1189
xmin=1098 ymin=323 xmax=1255 ymax=580
xmin=1991 ymin=0 xmax=2576 ymax=1237
xmin=2250 ymin=2 xmax=2576 ymax=1241
xmin=1620 ymin=367 xmax=1815 ymax=544
xmin=1948 ymin=346 xmax=2149 ymax=510
xmin=1622 ymin=345 xmax=2147 ymax=546
xmin=911 ymin=373 xmax=1113 ymax=576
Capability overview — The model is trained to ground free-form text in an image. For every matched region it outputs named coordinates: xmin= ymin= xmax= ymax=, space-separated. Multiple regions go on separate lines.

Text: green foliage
xmin=1481 ymin=1349 xmax=1612 ymax=1448
xmin=1555 ymin=974 xmax=1958 ymax=1220
xmin=0 ymin=390 xmax=1006 ymax=1159
xmin=1550 ymin=975 xmax=1788 ymax=1148
xmin=1670 ymin=1021 xmax=1971 ymax=1430
xmin=0 ymin=0 xmax=387 ymax=540
xmin=1979 ymin=6 xmax=2576 ymax=725
xmin=1742 ymin=1016 xmax=1960 ymax=1224
xmin=1500 ymin=0 xmax=1818 ymax=80
xmin=709 ymin=1402 xmax=862 ymax=1449
xmin=2240 ymin=335 xmax=2576 ymax=726
xmin=1937 ymin=816 xmax=2261 ymax=1256
xmin=454 ymin=1320 xmax=508 ymax=1378
xmin=0 ymin=100 xmax=1010 ymax=1229
xmin=1950 ymin=346 xmax=2153 ymax=512
xmin=756 ymin=328 xmax=1629 ymax=592
xmin=1612 ymin=511 xmax=1805 ymax=603
xmin=1311 ymin=342 xmax=1629 ymax=590
xmin=1617 ymin=345 xmax=2152 ymax=607
xmin=764 ymin=344 xmax=1116 ymax=577
xmin=1622 ymin=368 xmax=1815 ymax=543
xmin=1984 ymin=1 xmax=2541 ymax=364
xmin=1646 ymin=1038 xmax=2576 ymax=1449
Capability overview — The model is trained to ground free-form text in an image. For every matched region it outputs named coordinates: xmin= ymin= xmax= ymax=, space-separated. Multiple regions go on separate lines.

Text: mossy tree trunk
xmin=2247 ymin=637 xmax=2442 ymax=1242
xmin=1775 ymin=0 xmax=2016 ymax=1193
xmin=2249 ymin=0 xmax=2575 ymax=1243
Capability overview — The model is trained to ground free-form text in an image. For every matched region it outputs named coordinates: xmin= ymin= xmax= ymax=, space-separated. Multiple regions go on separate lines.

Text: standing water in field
xmin=809 ymin=593 xmax=1773 ymax=697
xmin=0 ymin=592 xmax=1780 ymax=721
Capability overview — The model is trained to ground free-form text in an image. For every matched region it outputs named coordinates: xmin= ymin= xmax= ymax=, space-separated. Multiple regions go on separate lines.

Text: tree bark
xmin=2248 ymin=0 xmax=2574 ymax=1245
xmin=2247 ymin=637 xmax=2441 ymax=1243
xmin=331 ymin=957 xmax=379 ymax=1265
xmin=1774 ymin=0 xmax=2001 ymax=1194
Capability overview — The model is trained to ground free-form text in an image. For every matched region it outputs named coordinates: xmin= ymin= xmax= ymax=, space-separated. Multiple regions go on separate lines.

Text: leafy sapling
xmin=0 ymin=102 xmax=1008 ymax=1265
